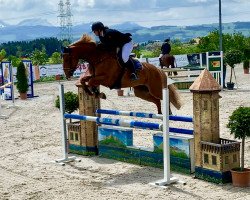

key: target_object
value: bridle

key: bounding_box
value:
[63,47,78,78]
[63,46,121,79]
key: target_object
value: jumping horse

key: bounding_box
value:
[160,54,178,76]
[62,34,181,114]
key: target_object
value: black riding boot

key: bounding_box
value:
[126,58,139,81]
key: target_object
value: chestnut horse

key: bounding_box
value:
[160,54,178,76]
[62,34,181,114]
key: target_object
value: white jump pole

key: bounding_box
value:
[54,83,81,165]
[10,63,16,107]
[152,88,185,186]
[0,82,13,119]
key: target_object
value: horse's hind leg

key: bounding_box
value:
[133,86,162,114]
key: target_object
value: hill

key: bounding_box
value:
[0,19,250,44]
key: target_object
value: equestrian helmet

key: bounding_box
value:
[164,38,170,42]
[91,22,104,31]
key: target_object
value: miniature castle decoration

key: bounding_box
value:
[190,69,240,183]
[67,80,100,155]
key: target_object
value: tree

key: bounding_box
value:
[8,55,22,67]
[197,30,249,53]
[49,52,62,64]
[0,49,6,61]
[227,106,250,171]
[16,61,29,94]
[224,49,243,84]
[31,48,48,66]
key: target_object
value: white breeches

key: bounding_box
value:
[121,41,133,63]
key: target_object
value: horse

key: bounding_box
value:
[62,34,181,114]
[160,54,178,76]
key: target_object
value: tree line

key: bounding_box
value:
[0,37,69,66]
[0,29,250,67]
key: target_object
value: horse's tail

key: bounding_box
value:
[168,84,182,110]
[160,69,182,110]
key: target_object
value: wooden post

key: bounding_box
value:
[76,83,100,155]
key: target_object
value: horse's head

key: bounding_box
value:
[62,46,79,80]
[62,34,97,79]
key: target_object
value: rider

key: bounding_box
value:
[91,21,139,81]
[159,38,171,66]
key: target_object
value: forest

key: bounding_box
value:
[0,30,250,67]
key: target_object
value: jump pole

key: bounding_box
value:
[151,88,184,186]
[0,82,13,119]
[96,109,193,122]
[54,84,81,165]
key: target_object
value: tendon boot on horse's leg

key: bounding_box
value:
[125,58,139,81]
[91,87,106,99]
[159,57,163,69]
[169,106,173,115]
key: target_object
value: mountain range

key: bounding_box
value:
[1,18,250,44]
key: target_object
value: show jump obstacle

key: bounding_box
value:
[56,83,184,186]
[56,69,241,185]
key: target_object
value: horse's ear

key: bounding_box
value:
[63,47,71,53]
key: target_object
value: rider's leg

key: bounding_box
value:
[121,41,138,80]
[125,58,138,80]
[159,54,163,68]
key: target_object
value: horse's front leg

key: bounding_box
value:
[79,75,95,96]
[87,75,108,99]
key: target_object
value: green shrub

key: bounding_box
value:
[243,60,249,69]
[16,62,29,93]
[227,106,250,170]
[55,91,79,114]
[224,50,243,68]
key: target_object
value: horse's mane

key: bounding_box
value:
[70,34,96,46]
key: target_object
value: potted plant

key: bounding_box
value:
[227,106,250,187]
[243,60,249,74]
[224,50,243,90]
[117,89,124,96]
[16,61,29,100]
[243,48,250,74]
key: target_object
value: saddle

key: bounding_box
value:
[111,55,142,89]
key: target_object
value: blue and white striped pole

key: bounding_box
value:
[96,109,163,119]
[96,109,193,122]
[64,113,163,131]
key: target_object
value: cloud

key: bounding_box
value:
[0,0,250,27]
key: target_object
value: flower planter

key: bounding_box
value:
[231,168,250,187]
[55,74,61,80]
[243,68,249,74]
[19,92,27,100]
[227,82,235,90]
[117,89,124,96]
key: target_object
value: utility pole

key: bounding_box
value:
[58,0,66,40]
[219,0,222,51]
[65,0,73,42]
[58,0,73,42]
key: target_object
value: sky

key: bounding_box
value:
[0,0,250,27]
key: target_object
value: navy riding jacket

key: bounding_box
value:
[161,42,171,54]
[99,28,132,50]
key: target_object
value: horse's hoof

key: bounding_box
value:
[99,93,106,99]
